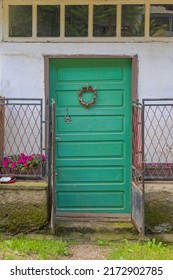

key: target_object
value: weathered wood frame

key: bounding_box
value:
[3,0,173,42]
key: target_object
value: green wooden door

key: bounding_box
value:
[49,58,131,214]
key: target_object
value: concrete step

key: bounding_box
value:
[55,219,142,243]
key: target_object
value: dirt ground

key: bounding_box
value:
[60,244,111,260]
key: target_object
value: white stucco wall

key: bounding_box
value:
[0,1,2,42]
[0,42,173,101]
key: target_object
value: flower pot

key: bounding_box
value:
[145,164,173,179]
[1,164,45,177]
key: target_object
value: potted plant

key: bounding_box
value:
[1,153,46,176]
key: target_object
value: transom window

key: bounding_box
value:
[3,1,173,41]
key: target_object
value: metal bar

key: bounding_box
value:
[143,98,173,102]
[143,104,173,107]
[142,99,145,187]
[0,103,42,106]
[0,98,42,101]
[40,99,43,176]
[141,100,145,235]
[145,177,173,180]
[0,99,41,105]
[51,98,56,234]
[0,98,42,104]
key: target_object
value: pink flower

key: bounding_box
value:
[20,154,27,160]
[2,157,9,167]
[23,162,28,168]
[27,156,33,161]
[11,162,17,169]
[41,155,46,162]
[1,153,46,172]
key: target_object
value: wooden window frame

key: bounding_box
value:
[3,0,173,42]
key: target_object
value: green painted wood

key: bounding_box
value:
[56,89,124,107]
[57,166,124,182]
[57,183,126,192]
[56,116,124,132]
[49,57,131,214]
[57,141,124,157]
[56,66,123,81]
[57,192,124,211]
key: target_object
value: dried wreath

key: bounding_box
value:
[78,86,97,108]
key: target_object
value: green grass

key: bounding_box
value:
[107,238,173,260]
[0,237,69,260]
[1,235,173,260]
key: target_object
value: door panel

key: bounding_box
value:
[57,192,124,210]
[57,166,124,182]
[56,66,123,81]
[57,141,124,157]
[57,116,124,132]
[50,58,131,214]
[56,89,124,107]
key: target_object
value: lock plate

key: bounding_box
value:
[64,108,72,124]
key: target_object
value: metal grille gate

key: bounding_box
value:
[132,101,144,235]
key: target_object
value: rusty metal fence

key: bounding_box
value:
[143,99,173,180]
[0,98,45,179]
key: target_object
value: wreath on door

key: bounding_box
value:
[78,86,97,108]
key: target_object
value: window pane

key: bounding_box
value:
[93,5,116,37]
[37,5,60,37]
[122,5,145,37]
[65,5,88,37]
[150,5,173,37]
[9,5,32,37]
